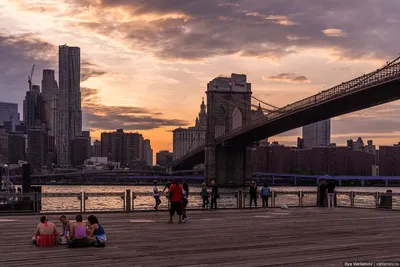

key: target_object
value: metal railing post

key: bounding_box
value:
[125,190,131,212]
[272,191,276,207]
[83,192,87,212]
[78,192,83,213]
[132,192,136,211]
[299,191,303,207]
[350,191,355,208]
[375,191,379,209]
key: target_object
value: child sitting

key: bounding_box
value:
[32,216,59,247]
[59,215,70,244]
[87,215,106,247]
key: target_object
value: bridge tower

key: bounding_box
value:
[205,73,256,186]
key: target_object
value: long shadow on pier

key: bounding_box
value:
[0,208,399,267]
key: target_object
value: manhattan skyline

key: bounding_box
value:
[1,1,400,154]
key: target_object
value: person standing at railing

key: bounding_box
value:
[318,180,327,207]
[162,180,172,210]
[201,183,209,209]
[153,181,161,211]
[249,181,258,208]
[260,183,270,209]
[326,180,336,209]
[210,179,219,210]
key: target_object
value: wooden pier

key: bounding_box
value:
[0,207,399,266]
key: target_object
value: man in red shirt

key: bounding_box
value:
[168,180,183,223]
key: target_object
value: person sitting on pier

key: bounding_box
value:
[59,215,70,238]
[32,216,59,247]
[68,214,94,248]
[87,215,106,247]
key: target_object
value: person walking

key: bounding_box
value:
[153,181,161,210]
[249,181,258,208]
[182,182,189,222]
[326,180,336,209]
[167,180,183,223]
[210,179,219,210]
[260,183,270,209]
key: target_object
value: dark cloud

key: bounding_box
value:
[0,31,56,102]
[81,61,107,82]
[262,73,309,83]
[66,0,400,61]
[81,87,189,131]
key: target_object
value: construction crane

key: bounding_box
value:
[28,64,35,91]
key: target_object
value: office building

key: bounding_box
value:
[143,139,153,166]
[0,127,8,164]
[41,69,59,135]
[8,133,26,164]
[0,102,20,132]
[82,131,91,158]
[156,150,173,167]
[101,129,145,166]
[302,119,330,148]
[71,136,89,167]
[173,98,207,160]
[28,126,46,173]
[93,140,102,157]
[57,45,82,166]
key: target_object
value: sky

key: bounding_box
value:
[1,0,400,154]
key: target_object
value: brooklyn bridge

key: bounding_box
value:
[171,56,400,186]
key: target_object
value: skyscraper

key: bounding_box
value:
[57,45,82,166]
[143,139,153,166]
[41,69,59,136]
[302,119,331,148]
[23,85,44,131]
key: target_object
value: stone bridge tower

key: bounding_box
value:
[205,73,256,186]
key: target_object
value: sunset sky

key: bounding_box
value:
[1,0,400,154]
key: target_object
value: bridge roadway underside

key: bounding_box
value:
[229,77,400,145]
[1,208,400,266]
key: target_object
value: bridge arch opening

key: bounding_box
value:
[232,107,243,129]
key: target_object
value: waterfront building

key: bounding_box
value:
[28,126,46,173]
[71,136,89,167]
[7,133,25,164]
[57,45,82,166]
[302,119,330,148]
[173,98,207,160]
[101,129,146,166]
[156,150,173,167]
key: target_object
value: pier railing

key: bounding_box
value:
[0,189,399,214]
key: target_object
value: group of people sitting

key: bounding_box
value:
[32,214,106,248]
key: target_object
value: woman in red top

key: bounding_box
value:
[167,180,183,224]
[32,216,59,247]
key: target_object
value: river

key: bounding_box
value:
[37,185,400,212]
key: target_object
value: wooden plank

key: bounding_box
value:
[0,208,399,266]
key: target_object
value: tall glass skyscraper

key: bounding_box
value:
[57,45,82,166]
[302,119,331,148]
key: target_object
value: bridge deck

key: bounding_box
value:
[1,208,399,266]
